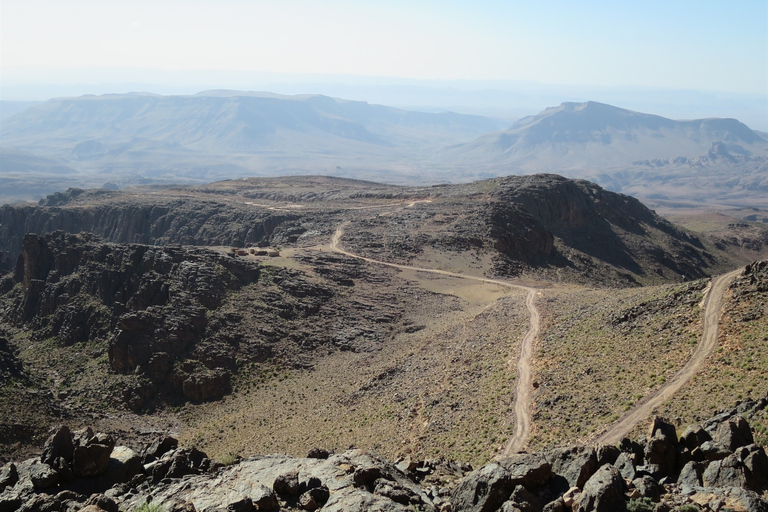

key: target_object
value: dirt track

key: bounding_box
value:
[591,268,742,446]
[329,223,540,455]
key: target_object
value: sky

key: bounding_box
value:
[2,0,767,94]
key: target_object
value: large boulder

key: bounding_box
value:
[644,417,677,478]
[546,447,598,495]
[72,429,115,478]
[40,425,74,466]
[574,464,626,512]
[702,444,768,492]
[452,453,551,512]
[711,416,754,452]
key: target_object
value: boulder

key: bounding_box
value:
[143,436,179,463]
[702,444,768,492]
[0,463,18,492]
[680,424,711,451]
[546,447,598,495]
[40,425,74,466]
[451,453,550,512]
[28,461,59,489]
[613,452,636,481]
[677,461,706,487]
[631,476,661,503]
[299,485,330,510]
[502,484,543,512]
[644,417,677,478]
[101,446,144,487]
[712,416,754,452]
[273,470,300,496]
[574,464,626,512]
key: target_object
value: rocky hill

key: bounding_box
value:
[0,175,737,287]
[1,396,766,511]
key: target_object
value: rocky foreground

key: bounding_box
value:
[1,396,767,512]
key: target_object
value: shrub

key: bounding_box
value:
[628,497,654,512]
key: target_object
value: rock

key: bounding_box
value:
[40,425,74,466]
[353,467,382,488]
[451,453,551,512]
[542,498,566,512]
[374,480,414,506]
[575,464,627,512]
[562,487,580,508]
[28,461,59,489]
[18,493,62,512]
[143,436,179,463]
[595,446,620,467]
[644,418,677,478]
[101,446,144,487]
[703,444,768,492]
[631,476,661,503]
[82,494,119,512]
[0,463,18,492]
[307,448,330,459]
[273,470,300,496]
[503,484,543,512]
[614,452,637,481]
[251,484,279,510]
[299,485,330,510]
[677,461,706,487]
[73,441,115,478]
[680,424,711,451]
[699,440,732,461]
[546,447,598,495]
[712,416,754,452]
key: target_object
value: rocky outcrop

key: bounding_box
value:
[1,397,767,512]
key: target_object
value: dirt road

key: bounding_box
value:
[329,224,540,455]
[591,268,742,446]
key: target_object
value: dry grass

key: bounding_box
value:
[178,272,528,467]
[530,281,706,448]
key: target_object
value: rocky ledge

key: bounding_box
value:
[1,396,767,512]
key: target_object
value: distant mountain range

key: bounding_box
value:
[1,93,766,210]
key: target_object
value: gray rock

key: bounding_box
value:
[0,464,18,492]
[631,476,661,503]
[644,417,677,478]
[299,485,330,510]
[677,461,706,487]
[613,452,636,481]
[546,447,597,495]
[712,416,754,452]
[504,485,543,512]
[680,424,711,451]
[703,444,768,492]
[575,464,626,512]
[452,453,550,512]
[28,461,59,489]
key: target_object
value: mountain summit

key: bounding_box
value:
[446,101,767,170]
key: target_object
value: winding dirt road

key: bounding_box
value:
[329,223,540,455]
[591,268,742,446]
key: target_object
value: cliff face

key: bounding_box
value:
[5,231,267,409]
[0,195,300,262]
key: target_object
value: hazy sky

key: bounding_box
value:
[2,0,767,95]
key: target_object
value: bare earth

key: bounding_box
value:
[591,268,742,445]
[330,223,541,455]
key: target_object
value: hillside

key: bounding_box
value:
[1,174,766,467]
[0,176,767,511]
